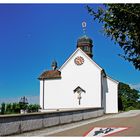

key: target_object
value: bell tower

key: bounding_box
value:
[51,60,57,70]
[77,21,93,58]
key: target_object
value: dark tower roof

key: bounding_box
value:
[77,35,93,44]
[77,35,93,58]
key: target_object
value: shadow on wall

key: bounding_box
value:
[101,75,108,112]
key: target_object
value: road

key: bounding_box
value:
[15,110,140,137]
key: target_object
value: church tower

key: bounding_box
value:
[77,35,93,58]
[77,21,93,58]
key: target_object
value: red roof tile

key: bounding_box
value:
[38,70,61,80]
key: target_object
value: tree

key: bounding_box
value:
[0,102,40,115]
[19,102,28,111]
[118,82,140,111]
[27,104,40,113]
[12,103,20,113]
[136,101,140,109]
[87,4,140,70]
[6,103,12,114]
[1,103,6,115]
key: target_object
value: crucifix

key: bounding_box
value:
[73,86,86,105]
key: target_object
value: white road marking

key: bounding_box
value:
[84,127,128,137]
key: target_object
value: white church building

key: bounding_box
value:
[38,23,119,114]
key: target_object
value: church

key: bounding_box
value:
[38,22,119,114]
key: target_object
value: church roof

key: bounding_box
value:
[59,48,103,71]
[38,70,61,80]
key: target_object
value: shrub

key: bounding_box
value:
[27,104,40,113]
[125,106,136,111]
[1,103,6,115]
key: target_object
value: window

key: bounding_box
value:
[83,46,89,51]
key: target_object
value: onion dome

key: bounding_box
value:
[77,35,93,44]
[77,35,93,58]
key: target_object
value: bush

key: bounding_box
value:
[27,104,40,113]
[0,102,40,115]
[12,103,20,113]
[1,103,6,115]
[125,106,136,111]
[135,101,140,109]
[5,103,12,114]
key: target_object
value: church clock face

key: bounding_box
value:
[74,56,84,65]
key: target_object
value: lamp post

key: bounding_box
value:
[19,96,28,114]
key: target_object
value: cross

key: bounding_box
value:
[82,21,87,35]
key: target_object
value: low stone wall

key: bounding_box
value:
[0,108,104,136]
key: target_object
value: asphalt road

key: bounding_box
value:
[15,110,140,137]
[50,111,140,136]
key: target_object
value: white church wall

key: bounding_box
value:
[101,73,107,111]
[40,80,43,109]
[105,76,118,113]
[42,49,102,109]
[43,79,64,109]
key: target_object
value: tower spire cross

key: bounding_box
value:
[82,21,87,35]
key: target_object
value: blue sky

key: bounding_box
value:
[0,4,139,103]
